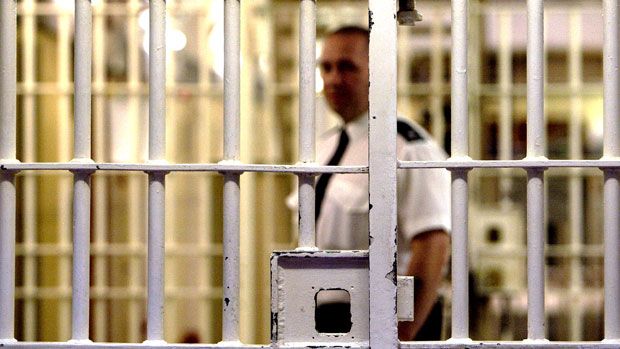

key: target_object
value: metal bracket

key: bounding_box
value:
[397,0,423,26]
[270,250,415,346]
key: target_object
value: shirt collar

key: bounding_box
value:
[341,112,368,140]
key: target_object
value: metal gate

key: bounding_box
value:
[1,0,620,348]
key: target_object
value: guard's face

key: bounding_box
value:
[319,33,369,123]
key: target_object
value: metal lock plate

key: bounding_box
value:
[271,250,415,346]
[271,250,370,346]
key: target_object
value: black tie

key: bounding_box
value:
[316,129,349,220]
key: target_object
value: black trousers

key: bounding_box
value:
[314,299,443,340]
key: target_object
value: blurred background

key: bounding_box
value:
[12,0,605,344]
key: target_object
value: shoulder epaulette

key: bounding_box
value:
[397,120,422,142]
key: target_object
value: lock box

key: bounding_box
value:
[270,250,370,347]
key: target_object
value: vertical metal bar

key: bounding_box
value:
[74,0,93,161]
[0,0,17,342]
[0,0,16,162]
[21,0,38,341]
[146,0,167,343]
[71,173,92,341]
[603,0,620,341]
[450,0,470,340]
[567,8,584,342]
[222,0,241,343]
[368,1,398,347]
[297,0,316,250]
[71,0,93,342]
[527,0,546,340]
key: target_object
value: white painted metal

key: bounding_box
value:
[222,0,242,344]
[146,0,167,343]
[368,1,398,347]
[603,0,620,341]
[71,0,94,342]
[271,251,370,346]
[527,0,547,341]
[450,0,471,341]
[0,0,17,342]
[297,0,316,250]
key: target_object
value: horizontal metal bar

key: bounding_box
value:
[5,160,620,173]
[0,162,368,174]
[1,342,619,349]
[401,342,620,349]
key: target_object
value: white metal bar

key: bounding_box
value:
[0,0,17,342]
[450,170,469,340]
[603,0,620,341]
[526,0,546,341]
[368,1,398,347]
[222,0,241,343]
[0,0,17,161]
[297,0,316,250]
[71,173,92,341]
[567,8,584,342]
[9,159,620,172]
[21,0,37,341]
[74,0,93,160]
[146,0,167,343]
[71,0,94,341]
[147,173,166,343]
[0,173,16,342]
[450,0,470,341]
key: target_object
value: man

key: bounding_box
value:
[291,26,451,340]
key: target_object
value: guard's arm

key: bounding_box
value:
[398,229,450,341]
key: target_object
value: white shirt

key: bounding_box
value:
[288,113,451,274]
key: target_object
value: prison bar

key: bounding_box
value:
[146,0,167,343]
[70,0,94,342]
[222,0,241,343]
[368,1,398,347]
[0,0,17,342]
[450,0,470,340]
[526,0,546,340]
[603,0,620,341]
[297,0,317,249]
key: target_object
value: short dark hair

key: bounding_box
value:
[328,25,369,44]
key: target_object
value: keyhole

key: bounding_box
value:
[314,289,352,333]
